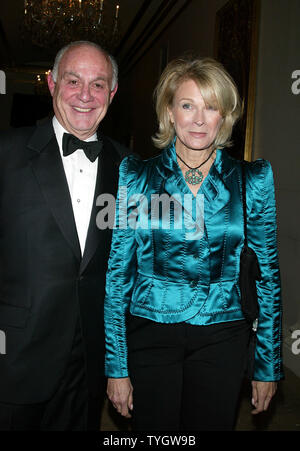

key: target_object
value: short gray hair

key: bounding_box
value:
[51,41,118,91]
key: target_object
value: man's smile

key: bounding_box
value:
[73,107,94,113]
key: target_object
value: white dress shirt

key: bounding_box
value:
[52,117,99,255]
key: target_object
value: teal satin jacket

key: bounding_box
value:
[104,142,283,381]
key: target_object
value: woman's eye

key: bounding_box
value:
[182,103,192,110]
[68,79,78,85]
[206,104,218,111]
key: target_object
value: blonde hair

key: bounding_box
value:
[152,56,242,149]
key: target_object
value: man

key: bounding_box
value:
[0,41,128,430]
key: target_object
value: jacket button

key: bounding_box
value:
[190,280,197,288]
[193,254,199,260]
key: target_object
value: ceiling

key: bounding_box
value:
[0,0,192,76]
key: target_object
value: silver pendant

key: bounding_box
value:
[185,168,203,185]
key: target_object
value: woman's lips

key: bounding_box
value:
[189,132,207,138]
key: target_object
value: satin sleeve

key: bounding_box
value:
[104,155,140,378]
[247,160,283,381]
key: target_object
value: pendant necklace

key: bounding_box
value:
[176,149,215,185]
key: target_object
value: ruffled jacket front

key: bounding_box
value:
[104,143,283,382]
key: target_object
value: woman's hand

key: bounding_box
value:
[251,381,277,414]
[107,377,134,418]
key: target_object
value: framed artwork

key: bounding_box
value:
[214,0,260,161]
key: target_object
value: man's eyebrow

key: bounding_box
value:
[92,76,109,83]
[63,71,80,78]
[63,72,109,83]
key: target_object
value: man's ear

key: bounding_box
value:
[109,83,118,104]
[47,72,56,97]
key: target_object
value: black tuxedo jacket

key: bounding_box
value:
[0,119,129,404]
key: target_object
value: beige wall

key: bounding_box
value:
[253,0,300,376]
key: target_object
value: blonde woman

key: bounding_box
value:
[104,57,283,431]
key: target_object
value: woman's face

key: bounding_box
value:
[167,78,223,154]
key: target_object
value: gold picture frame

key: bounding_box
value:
[214,0,260,161]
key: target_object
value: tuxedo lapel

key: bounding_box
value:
[28,120,81,261]
[79,136,121,274]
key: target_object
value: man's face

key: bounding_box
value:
[48,45,117,140]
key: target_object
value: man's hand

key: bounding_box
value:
[251,381,277,414]
[107,377,133,418]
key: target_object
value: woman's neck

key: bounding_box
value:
[175,144,216,196]
[175,144,216,169]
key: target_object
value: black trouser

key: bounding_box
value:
[127,316,250,431]
[0,320,104,431]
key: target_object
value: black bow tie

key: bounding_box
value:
[62,133,102,162]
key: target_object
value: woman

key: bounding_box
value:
[104,57,283,431]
